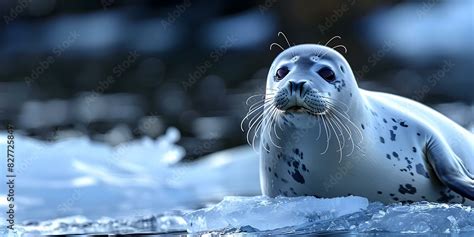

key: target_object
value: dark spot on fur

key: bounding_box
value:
[412,147,417,153]
[377,191,383,194]
[281,178,288,183]
[417,132,421,136]
[386,154,391,160]
[302,164,308,172]
[268,167,272,172]
[294,148,299,155]
[383,118,387,123]
[379,137,385,143]
[400,121,408,127]
[390,130,396,141]
[393,197,399,201]
[416,163,430,178]
[291,169,305,184]
[392,126,398,130]
[391,118,397,123]
[292,160,300,168]
[437,190,455,203]
[392,152,399,158]
[399,184,417,195]
[361,124,365,129]
[274,172,279,178]
[390,193,395,197]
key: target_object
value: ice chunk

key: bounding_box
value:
[15,214,188,235]
[356,202,474,233]
[184,195,369,233]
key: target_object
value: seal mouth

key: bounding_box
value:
[286,106,306,112]
[283,104,328,116]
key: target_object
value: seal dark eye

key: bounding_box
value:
[275,67,289,80]
[317,67,336,82]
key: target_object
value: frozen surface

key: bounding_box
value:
[184,195,369,233]
[6,197,474,235]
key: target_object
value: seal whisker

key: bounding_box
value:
[329,105,364,144]
[324,35,341,47]
[246,94,275,105]
[320,115,331,155]
[247,105,274,146]
[326,115,343,162]
[261,107,282,149]
[332,44,348,54]
[251,114,265,152]
[315,116,323,140]
[329,109,356,157]
[247,96,274,111]
[241,101,272,132]
[267,107,279,140]
[278,31,292,48]
[321,96,350,112]
[248,98,274,112]
[332,111,356,156]
[251,105,277,152]
[271,109,283,140]
[270,43,285,51]
[329,112,346,153]
[248,104,273,132]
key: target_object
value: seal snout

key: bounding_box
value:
[288,81,307,97]
[274,80,327,114]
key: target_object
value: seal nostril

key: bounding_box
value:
[299,81,306,97]
[288,81,295,95]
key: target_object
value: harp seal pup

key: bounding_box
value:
[256,44,474,205]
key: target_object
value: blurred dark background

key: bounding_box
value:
[0,0,472,160]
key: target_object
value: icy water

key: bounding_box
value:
[1,127,473,236]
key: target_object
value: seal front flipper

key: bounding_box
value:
[426,135,474,200]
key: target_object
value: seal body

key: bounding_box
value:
[258,44,474,205]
